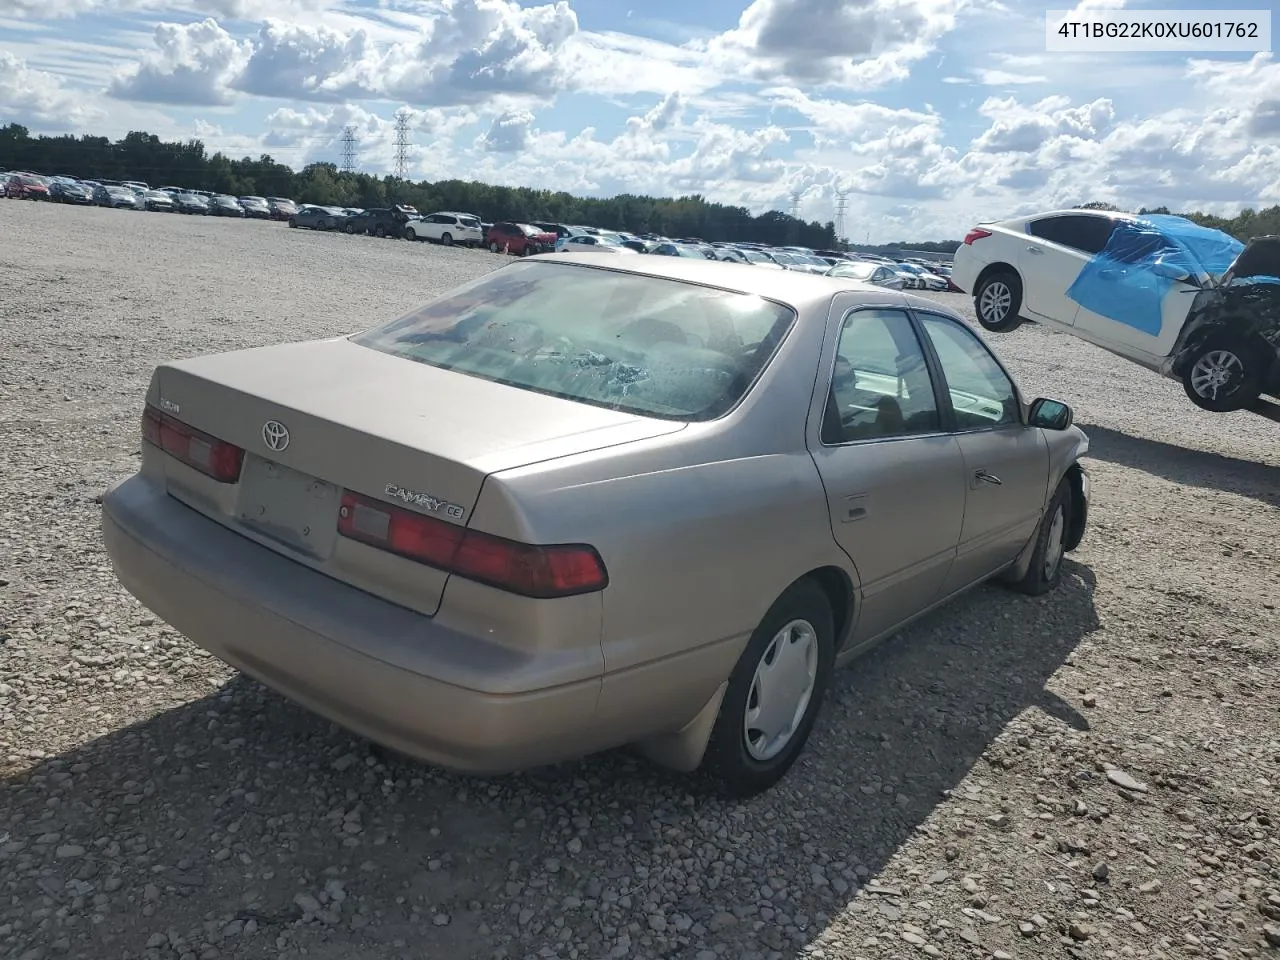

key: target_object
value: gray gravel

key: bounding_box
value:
[2,200,1278,960]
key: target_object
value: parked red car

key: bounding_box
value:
[5,173,50,199]
[486,221,557,256]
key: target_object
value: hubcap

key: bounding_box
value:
[979,281,1011,323]
[1190,349,1242,400]
[743,619,818,762]
[1043,503,1065,580]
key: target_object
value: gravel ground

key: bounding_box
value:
[1,200,1278,960]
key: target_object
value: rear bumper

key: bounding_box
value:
[100,474,605,773]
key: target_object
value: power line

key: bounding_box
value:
[393,111,411,180]
[340,125,357,174]
[788,190,802,244]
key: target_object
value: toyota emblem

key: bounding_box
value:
[262,420,290,452]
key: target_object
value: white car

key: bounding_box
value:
[405,211,484,247]
[554,235,637,254]
[896,264,948,291]
[952,209,1280,412]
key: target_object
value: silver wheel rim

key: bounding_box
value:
[979,281,1012,323]
[1043,503,1065,580]
[1190,349,1242,400]
[744,619,818,762]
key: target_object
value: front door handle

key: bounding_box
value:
[1025,245,1043,255]
[973,469,1002,487]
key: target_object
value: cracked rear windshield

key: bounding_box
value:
[351,260,796,421]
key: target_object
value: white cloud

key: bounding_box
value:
[708,0,969,89]
[108,18,250,105]
[479,108,534,152]
[105,0,580,108]
[971,95,1115,153]
[0,51,104,127]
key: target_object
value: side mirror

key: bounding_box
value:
[1151,262,1191,282]
[1028,397,1073,431]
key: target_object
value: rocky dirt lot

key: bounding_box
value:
[1,200,1278,960]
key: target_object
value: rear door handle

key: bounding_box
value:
[842,494,869,522]
[973,469,1002,487]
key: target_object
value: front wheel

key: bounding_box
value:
[1181,335,1264,412]
[288,218,297,228]
[343,222,356,235]
[974,271,1023,332]
[440,232,453,246]
[701,580,835,797]
[1006,478,1071,596]
[404,226,417,240]
[374,225,387,238]
[489,241,501,253]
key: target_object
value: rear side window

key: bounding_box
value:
[352,261,797,422]
[1028,214,1116,255]
[823,309,940,443]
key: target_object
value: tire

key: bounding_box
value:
[974,271,1023,332]
[374,225,386,238]
[288,218,297,228]
[440,232,453,246]
[1006,478,1071,596]
[343,222,356,235]
[404,226,417,241]
[1181,334,1264,412]
[702,579,835,797]
[489,241,500,253]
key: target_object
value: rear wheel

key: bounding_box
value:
[288,218,297,228]
[702,580,835,797]
[974,271,1023,332]
[1181,334,1264,412]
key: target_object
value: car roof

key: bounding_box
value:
[528,253,960,317]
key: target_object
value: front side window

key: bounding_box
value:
[918,314,1020,430]
[352,261,797,422]
[822,309,940,443]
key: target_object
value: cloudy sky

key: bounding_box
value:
[1,0,1277,241]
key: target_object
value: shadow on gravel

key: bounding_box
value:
[1080,423,1280,507]
[0,563,1099,960]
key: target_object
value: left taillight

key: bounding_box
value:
[142,403,245,483]
[337,489,608,599]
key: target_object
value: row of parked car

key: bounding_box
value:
[284,201,958,290]
[2,170,301,220]
[5,167,957,295]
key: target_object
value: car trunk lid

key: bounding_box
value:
[151,336,685,614]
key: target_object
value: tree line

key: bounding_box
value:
[0,124,841,248]
[3,124,1275,246]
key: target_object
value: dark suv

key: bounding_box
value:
[344,205,418,238]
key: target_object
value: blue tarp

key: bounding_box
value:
[1065,214,1245,336]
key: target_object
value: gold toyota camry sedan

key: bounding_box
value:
[101,254,1090,796]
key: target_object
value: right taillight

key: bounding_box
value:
[963,228,992,245]
[142,403,245,483]
[337,489,608,599]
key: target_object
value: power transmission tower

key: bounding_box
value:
[340,125,357,174]
[787,191,802,244]
[834,191,848,244]
[393,111,411,181]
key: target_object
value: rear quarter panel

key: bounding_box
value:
[465,294,855,733]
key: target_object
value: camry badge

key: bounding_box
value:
[262,420,290,452]
[385,483,465,520]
